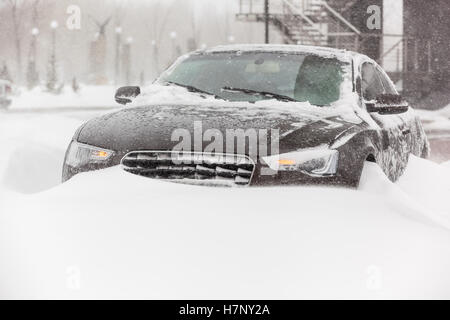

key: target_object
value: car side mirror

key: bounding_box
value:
[115,86,141,105]
[366,94,409,115]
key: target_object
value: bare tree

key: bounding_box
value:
[113,3,128,85]
[188,0,202,51]
[216,3,232,44]
[5,0,27,83]
[143,0,176,75]
[26,0,40,89]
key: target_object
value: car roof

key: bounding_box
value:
[199,44,363,63]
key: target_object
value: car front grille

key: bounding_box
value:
[121,151,255,186]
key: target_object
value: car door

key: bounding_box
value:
[359,61,409,181]
[374,65,419,153]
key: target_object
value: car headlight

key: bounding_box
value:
[65,140,115,168]
[262,146,339,176]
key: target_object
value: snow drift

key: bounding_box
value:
[1,155,450,299]
[8,86,117,110]
[416,104,450,134]
[1,103,450,299]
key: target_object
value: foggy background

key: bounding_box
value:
[2,0,448,109]
[0,0,278,86]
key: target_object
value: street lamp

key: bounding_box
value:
[151,39,160,75]
[264,0,269,44]
[48,21,59,92]
[50,21,58,57]
[50,20,59,29]
[50,21,58,53]
[169,31,178,61]
[30,28,39,62]
[228,35,235,43]
[27,27,40,89]
[114,26,122,85]
[122,36,133,85]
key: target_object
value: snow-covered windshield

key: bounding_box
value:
[158,52,348,106]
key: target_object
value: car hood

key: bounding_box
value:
[77,104,362,157]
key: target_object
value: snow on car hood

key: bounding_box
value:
[77,85,363,154]
[132,84,360,120]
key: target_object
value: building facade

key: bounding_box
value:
[404,0,450,98]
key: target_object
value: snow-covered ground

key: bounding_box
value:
[1,154,450,299]
[8,86,117,111]
[416,105,450,163]
[416,105,450,136]
[1,105,450,299]
[0,110,111,194]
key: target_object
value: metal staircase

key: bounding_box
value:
[237,0,361,51]
[274,0,328,46]
[237,0,434,99]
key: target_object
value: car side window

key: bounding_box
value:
[375,67,397,95]
[361,62,384,101]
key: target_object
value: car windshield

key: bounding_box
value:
[158,52,348,106]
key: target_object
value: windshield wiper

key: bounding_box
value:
[221,86,298,102]
[165,81,226,100]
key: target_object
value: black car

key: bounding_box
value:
[62,45,429,188]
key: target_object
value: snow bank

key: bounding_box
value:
[2,144,65,194]
[416,105,450,135]
[0,113,86,193]
[360,157,450,229]
[397,156,450,220]
[440,104,450,118]
[1,157,450,299]
[9,86,117,110]
[1,109,450,299]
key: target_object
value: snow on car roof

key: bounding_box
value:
[201,44,359,62]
